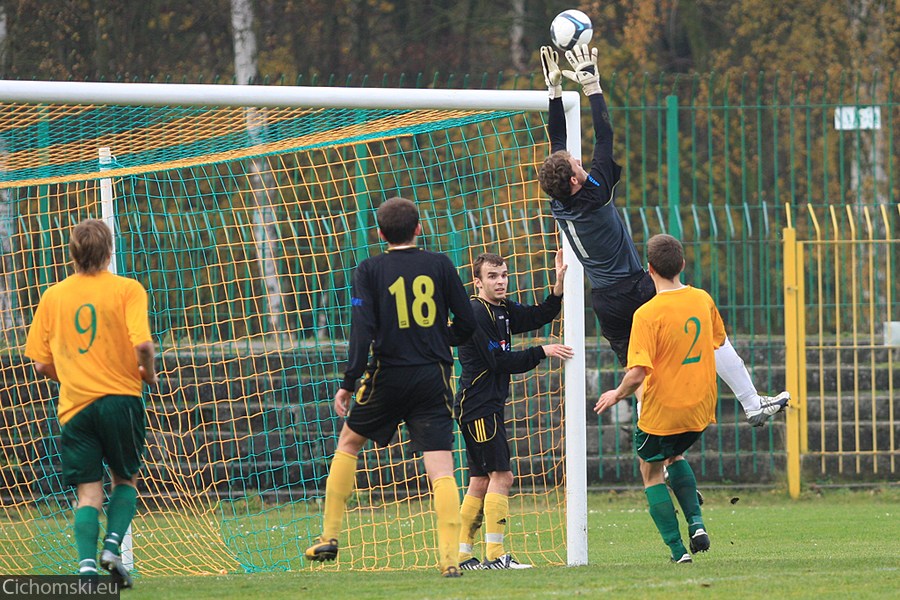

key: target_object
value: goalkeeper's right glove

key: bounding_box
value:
[562,44,602,96]
[540,46,563,100]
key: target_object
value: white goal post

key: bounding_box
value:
[0,80,588,567]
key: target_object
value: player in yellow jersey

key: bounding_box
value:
[594,234,724,564]
[25,219,157,588]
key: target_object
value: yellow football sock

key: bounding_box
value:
[484,492,509,561]
[322,450,357,541]
[432,476,461,571]
[458,494,484,562]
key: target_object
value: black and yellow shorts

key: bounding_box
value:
[634,426,704,463]
[459,412,511,477]
[60,394,147,486]
[347,363,454,452]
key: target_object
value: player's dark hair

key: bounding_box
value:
[647,234,684,280]
[538,150,575,200]
[377,197,419,244]
[472,252,505,279]
[69,219,112,274]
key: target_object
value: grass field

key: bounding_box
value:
[117,487,898,600]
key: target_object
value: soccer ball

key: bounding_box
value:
[550,9,593,51]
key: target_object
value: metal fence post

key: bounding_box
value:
[666,94,681,239]
[783,223,802,498]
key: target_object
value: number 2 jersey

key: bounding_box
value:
[24,271,152,425]
[547,94,643,289]
[341,246,476,392]
[627,286,727,435]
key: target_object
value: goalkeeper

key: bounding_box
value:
[454,250,573,571]
[537,44,788,427]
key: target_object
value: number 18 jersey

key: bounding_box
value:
[341,247,475,392]
[627,286,726,435]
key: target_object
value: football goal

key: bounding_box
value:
[0,80,587,574]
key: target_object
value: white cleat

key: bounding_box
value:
[746,391,790,427]
[482,554,533,570]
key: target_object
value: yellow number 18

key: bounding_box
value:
[388,275,436,328]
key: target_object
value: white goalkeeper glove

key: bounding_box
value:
[540,46,563,100]
[562,44,602,96]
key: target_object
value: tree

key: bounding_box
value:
[231,0,289,340]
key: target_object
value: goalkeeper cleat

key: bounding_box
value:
[100,549,133,589]
[482,554,533,570]
[747,392,790,427]
[442,565,462,578]
[690,528,710,553]
[304,537,339,562]
[672,553,693,564]
[459,557,483,571]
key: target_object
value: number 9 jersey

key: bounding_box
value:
[24,271,152,425]
[340,246,476,392]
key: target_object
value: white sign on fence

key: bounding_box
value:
[834,106,882,130]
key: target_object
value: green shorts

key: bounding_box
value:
[634,427,704,463]
[60,394,147,486]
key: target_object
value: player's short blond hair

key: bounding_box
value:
[69,219,112,274]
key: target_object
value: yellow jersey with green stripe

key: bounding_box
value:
[627,285,726,435]
[25,271,152,424]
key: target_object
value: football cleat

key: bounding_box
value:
[689,528,710,553]
[747,392,790,427]
[100,549,133,589]
[442,565,463,578]
[304,537,339,562]
[458,557,483,571]
[672,553,693,564]
[482,554,533,570]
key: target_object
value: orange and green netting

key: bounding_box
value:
[0,99,568,575]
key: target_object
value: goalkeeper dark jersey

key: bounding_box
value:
[341,246,476,392]
[454,293,562,423]
[547,93,642,289]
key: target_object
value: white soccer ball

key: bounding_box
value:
[550,9,593,51]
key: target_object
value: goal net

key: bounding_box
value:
[0,82,586,574]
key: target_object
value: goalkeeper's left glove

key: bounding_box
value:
[540,46,563,100]
[562,44,602,96]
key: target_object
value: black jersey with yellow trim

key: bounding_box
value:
[341,246,475,392]
[454,293,561,422]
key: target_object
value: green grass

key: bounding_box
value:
[119,487,898,600]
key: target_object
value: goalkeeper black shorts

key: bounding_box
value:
[591,270,656,367]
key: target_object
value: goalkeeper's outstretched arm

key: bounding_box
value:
[541,46,568,153]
